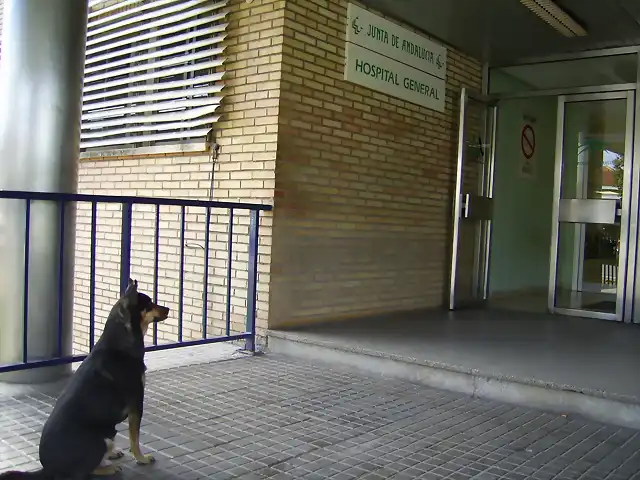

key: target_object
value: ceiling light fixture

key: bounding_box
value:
[520,0,588,37]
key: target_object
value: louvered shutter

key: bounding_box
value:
[82,0,227,151]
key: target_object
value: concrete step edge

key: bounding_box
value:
[267,331,640,430]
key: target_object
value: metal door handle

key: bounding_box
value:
[461,193,493,221]
[558,199,617,224]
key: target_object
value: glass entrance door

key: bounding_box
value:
[549,91,635,321]
[449,88,498,309]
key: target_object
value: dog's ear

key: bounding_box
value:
[125,278,138,294]
[123,278,138,305]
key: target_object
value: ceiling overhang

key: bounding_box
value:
[358,0,640,65]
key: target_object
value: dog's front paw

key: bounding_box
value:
[92,464,122,476]
[108,448,125,461]
[135,453,155,465]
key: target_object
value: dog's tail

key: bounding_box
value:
[0,469,53,480]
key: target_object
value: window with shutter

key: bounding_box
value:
[82,0,227,152]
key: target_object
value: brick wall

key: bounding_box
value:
[72,0,284,353]
[0,0,484,346]
[268,0,483,327]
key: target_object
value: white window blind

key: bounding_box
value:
[81,0,228,151]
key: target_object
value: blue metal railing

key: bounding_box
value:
[0,190,271,374]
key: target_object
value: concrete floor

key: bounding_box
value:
[2,350,640,479]
[270,308,640,404]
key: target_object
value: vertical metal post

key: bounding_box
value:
[178,206,186,343]
[245,210,260,352]
[89,202,97,350]
[153,204,160,345]
[226,208,234,337]
[202,207,211,339]
[120,203,133,295]
[22,200,31,364]
[57,201,66,357]
[0,0,88,383]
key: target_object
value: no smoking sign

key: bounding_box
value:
[521,124,535,159]
[520,123,536,179]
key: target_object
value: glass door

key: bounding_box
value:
[449,88,498,309]
[549,91,635,321]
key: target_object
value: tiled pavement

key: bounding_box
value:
[1,353,640,479]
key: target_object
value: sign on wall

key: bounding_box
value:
[345,3,447,113]
[520,121,536,179]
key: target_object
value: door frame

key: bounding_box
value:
[449,88,498,310]
[548,90,636,322]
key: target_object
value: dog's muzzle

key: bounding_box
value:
[153,305,170,322]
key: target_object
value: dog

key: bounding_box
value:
[0,279,169,479]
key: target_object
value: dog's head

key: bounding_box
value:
[136,291,170,337]
[122,279,170,336]
[103,279,170,353]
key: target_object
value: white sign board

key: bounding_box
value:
[344,3,447,112]
[519,122,536,179]
[345,43,445,113]
[346,3,447,80]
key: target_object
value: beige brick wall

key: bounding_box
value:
[72,0,284,353]
[268,0,483,327]
[0,0,486,350]
[69,0,484,344]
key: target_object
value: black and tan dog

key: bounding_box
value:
[0,279,169,479]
